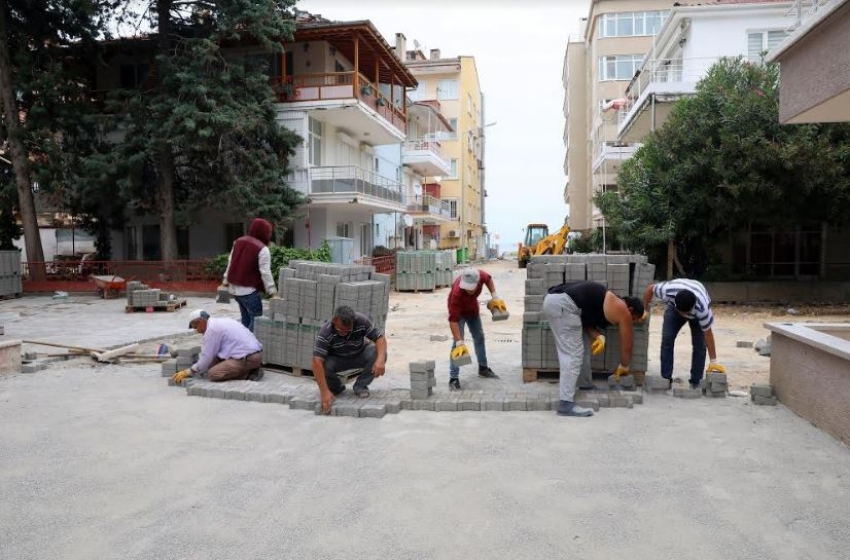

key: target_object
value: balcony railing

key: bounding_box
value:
[309,165,404,205]
[273,71,407,134]
[619,56,723,124]
[787,0,834,33]
[407,194,452,218]
[403,140,451,170]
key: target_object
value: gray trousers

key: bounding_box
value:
[543,293,592,401]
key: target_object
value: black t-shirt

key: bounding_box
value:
[548,281,610,328]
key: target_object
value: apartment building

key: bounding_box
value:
[403,46,487,260]
[96,14,419,262]
[563,0,672,234]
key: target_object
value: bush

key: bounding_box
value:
[206,240,332,280]
[372,245,396,257]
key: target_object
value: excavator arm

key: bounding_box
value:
[533,224,570,256]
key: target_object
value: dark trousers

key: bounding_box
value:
[322,344,379,394]
[660,305,706,385]
[234,291,263,332]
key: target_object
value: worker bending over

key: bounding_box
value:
[543,281,644,417]
[172,309,264,384]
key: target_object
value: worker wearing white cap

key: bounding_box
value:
[172,309,264,384]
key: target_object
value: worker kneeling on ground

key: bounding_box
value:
[642,279,725,390]
[172,309,264,385]
[543,281,644,417]
[313,305,387,414]
[447,267,504,391]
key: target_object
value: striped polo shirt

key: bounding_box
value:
[652,279,714,331]
[313,313,383,359]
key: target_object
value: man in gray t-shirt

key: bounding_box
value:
[313,305,387,414]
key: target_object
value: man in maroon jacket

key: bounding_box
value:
[223,218,277,332]
[447,267,507,390]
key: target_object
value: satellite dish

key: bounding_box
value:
[402,214,413,227]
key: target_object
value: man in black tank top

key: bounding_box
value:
[543,281,644,417]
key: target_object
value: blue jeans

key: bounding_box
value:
[449,314,487,378]
[234,291,263,332]
[660,305,706,385]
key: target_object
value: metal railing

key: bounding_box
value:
[308,165,405,205]
[619,56,724,124]
[406,194,452,218]
[787,0,834,33]
[403,140,451,170]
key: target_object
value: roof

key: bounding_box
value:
[294,21,417,87]
[673,0,786,5]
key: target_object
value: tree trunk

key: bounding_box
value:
[0,0,46,280]
[156,0,178,262]
[666,239,674,280]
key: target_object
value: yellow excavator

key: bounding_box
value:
[517,221,571,268]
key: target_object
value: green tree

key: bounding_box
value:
[100,0,303,261]
[597,57,850,279]
[0,0,114,276]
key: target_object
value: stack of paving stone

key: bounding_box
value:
[521,254,654,380]
[126,281,149,304]
[750,382,777,405]
[0,250,22,297]
[163,345,200,385]
[702,372,728,398]
[409,360,436,399]
[396,250,454,291]
[254,261,390,371]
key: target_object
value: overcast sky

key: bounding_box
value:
[298,0,591,249]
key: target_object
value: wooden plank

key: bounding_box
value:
[125,299,187,313]
[22,339,105,353]
[522,368,560,383]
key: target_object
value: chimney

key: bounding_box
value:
[395,33,406,61]
[430,48,440,60]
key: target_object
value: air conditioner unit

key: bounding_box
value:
[448,230,458,237]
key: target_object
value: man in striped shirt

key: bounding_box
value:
[643,279,726,389]
[312,305,387,414]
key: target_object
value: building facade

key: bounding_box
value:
[404,47,486,260]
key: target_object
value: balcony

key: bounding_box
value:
[406,194,453,223]
[402,141,452,177]
[274,72,407,145]
[291,165,406,212]
[617,56,721,143]
[592,142,637,173]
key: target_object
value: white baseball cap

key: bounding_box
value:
[459,268,480,290]
[188,309,210,328]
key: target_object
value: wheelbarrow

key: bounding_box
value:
[91,275,127,299]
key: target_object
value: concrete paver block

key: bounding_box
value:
[753,395,778,406]
[673,388,702,399]
[750,383,774,398]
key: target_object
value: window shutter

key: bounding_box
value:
[747,32,764,61]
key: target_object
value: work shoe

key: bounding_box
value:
[449,378,461,391]
[578,383,596,391]
[353,387,370,398]
[556,400,594,417]
[247,368,264,382]
[478,366,500,379]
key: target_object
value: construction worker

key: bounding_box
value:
[447,267,505,391]
[172,309,264,384]
[313,305,387,414]
[223,217,277,332]
[643,279,725,389]
[543,281,644,417]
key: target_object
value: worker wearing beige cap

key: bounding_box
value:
[172,309,264,384]
[446,267,506,390]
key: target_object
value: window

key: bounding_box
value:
[224,223,244,249]
[747,30,788,61]
[448,199,458,219]
[409,81,426,101]
[598,55,643,81]
[735,224,822,278]
[438,79,458,100]
[449,159,458,179]
[125,227,138,260]
[435,118,458,140]
[308,117,322,165]
[598,11,669,38]
[119,63,149,88]
[176,228,190,259]
[336,222,353,237]
[142,224,161,261]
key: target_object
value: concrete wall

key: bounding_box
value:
[766,323,850,446]
[705,282,850,303]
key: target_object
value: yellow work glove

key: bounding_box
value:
[706,360,726,374]
[635,311,648,324]
[614,364,629,380]
[487,298,507,313]
[172,369,193,385]
[590,334,606,356]
[450,343,470,360]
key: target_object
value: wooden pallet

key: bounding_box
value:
[395,288,436,293]
[522,368,646,386]
[263,363,363,381]
[125,299,188,313]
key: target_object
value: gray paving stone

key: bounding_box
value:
[750,383,774,398]
[412,400,436,411]
[673,387,702,399]
[436,400,459,412]
[359,403,387,418]
[458,399,481,411]
[609,395,634,408]
[596,394,610,407]
[482,398,504,411]
[753,395,778,406]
